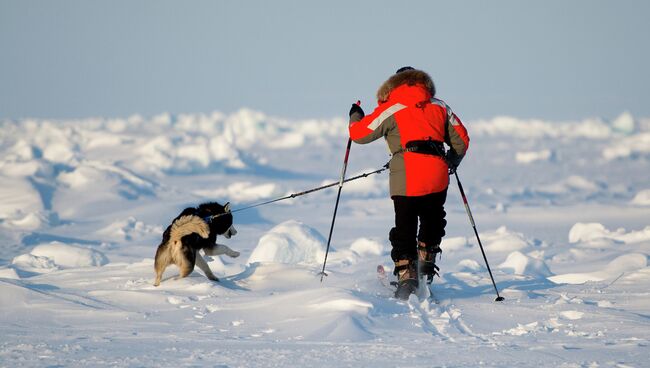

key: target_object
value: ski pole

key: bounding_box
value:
[454,170,504,302]
[319,101,358,282]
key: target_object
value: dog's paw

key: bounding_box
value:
[206,274,220,282]
[228,250,240,258]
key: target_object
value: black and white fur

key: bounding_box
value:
[154,202,239,286]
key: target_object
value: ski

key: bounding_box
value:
[376,264,398,292]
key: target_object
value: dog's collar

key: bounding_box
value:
[203,209,233,223]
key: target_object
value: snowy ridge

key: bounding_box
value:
[1,109,649,367]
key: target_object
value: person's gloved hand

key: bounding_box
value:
[446,150,462,175]
[349,101,364,122]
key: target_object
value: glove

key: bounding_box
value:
[446,150,462,174]
[349,102,365,122]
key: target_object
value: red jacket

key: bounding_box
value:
[349,69,469,197]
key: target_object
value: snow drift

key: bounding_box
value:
[12,242,108,273]
[248,220,327,265]
[1,109,649,367]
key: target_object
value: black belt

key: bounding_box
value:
[393,140,445,157]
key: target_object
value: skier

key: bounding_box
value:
[348,67,470,300]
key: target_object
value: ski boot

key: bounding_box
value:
[393,259,418,300]
[418,241,441,284]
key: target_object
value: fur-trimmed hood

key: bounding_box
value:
[376,69,435,103]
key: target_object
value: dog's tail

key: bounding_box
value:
[170,215,210,245]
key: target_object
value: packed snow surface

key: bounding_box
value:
[1,110,649,367]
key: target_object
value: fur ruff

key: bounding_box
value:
[376,69,435,103]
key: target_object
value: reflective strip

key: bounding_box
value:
[368,103,406,131]
[432,98,459,126]
[449,113,460,126]
[430,98,446,109]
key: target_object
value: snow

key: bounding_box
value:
[548,253,647,284]
[631,189,650,206]
[349,238,384,256]
[515,149,553,164]
[497,251,552,278]
[472,115,615,139]
[0,177,42,220]
[569,222,650,245]
[1,109,650,367]
[194,181,282,202]
[322,168,389,197]
[611,111,637,134]
[603,131,650,160]
[19,242,109,270]
[248,220,327,265]
[482,226,531,252]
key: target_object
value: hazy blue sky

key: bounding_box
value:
[1,0,649,121]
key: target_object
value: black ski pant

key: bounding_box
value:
[389,188,448,262]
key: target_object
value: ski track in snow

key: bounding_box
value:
[1,110,650,367]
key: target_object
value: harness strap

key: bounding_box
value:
[393,259,417,276]
[418,243,442,253]
[392,139,446,157]
[392,146,419,155]
[393,259,414,271]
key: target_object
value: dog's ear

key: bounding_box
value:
[224,202,231,213]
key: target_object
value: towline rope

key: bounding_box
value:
[204,162,389,221]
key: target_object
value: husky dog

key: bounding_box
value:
[154,202,239,286]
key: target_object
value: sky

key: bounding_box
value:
[1,0,649,121]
